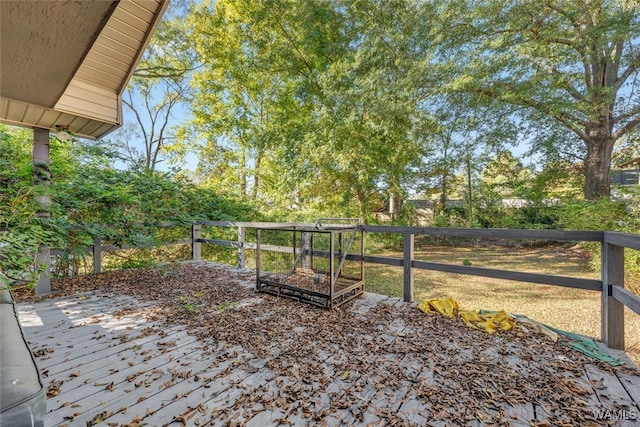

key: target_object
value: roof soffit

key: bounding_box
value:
[0,1,118,108]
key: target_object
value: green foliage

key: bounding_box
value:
[177,295,203,314]
[48,166,256,252]
[480,152,533,198]
[471,203,559,230]
[0,125,45,289]
[436,0,640,199]
[432,208,469,228]
[526,160,584,201]
[0,124,260,289]
[554,198,638,272]
[0,226,48,290]
[189,0,437,218]
[555,199,628,231]
[183,0,639,215]
[613,131,640,169]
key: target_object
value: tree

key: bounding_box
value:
[190,0,327,201]
[529,159,584,200]
[417,93,519,225]
[190,0,440,220]
[120,76,189,171]
[480,151,535,200]
[438,0,640,199]
[316,0,434,220]
[473,150,537,228]
[113,3,196,171]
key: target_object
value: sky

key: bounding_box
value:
[119,91,539,176]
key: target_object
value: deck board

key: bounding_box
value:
[16,277,640,426]
[45,333,201,414]
[586,364,637,408]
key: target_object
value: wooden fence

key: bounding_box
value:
[45,221,640,351]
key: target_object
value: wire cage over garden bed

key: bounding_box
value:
[256,219,364,309]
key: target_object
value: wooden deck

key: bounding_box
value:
[16,265,640,427]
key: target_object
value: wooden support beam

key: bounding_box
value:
[256,229,262,289]
[602,242,625,350]
[93,236,102,274]
[361,230,365,283]
[33,127,50,294]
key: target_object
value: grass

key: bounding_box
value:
[364,244,640,366]
[176,293,204,314]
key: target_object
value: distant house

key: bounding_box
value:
[611,157,640,186]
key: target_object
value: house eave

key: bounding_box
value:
[0,0,169,139]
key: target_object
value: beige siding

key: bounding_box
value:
[52,0,165,128]
[0,0,167,139]
[55,80,119,124]
[76,0,164,92]
[18,103,46,126]
[76,65,124,88]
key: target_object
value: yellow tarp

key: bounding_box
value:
[417,297,516,333]
[417,297,625,365]
[417,296,458,317]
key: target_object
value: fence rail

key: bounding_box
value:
[42,221,640,351]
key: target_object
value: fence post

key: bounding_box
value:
[360,229,365,283]
[403,233,414,302]
[192,224,201,261]
[35,248,51,294]
[601,241,625,349]
[93,236,102,274]
[256,229,261,289]
[238,226,246,269]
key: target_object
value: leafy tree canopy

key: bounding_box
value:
[436,0,640,199]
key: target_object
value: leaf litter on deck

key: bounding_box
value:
[16,261,640,426]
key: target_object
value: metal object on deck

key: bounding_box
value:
[256,218,364,309]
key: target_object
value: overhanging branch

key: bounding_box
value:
[613,105,640,125]
[615,51,640,91]
[612,114,640,141]
[133,64,202,79]
[468,84,589,142]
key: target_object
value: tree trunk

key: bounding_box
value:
[439,174,448,215]
[389,192,402,220]
[252,150,261,200]
[584,133,615,200]
[240,146,247,197]
[465,154,473,227]
[33,128,51,294]
[356,188,367,223]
